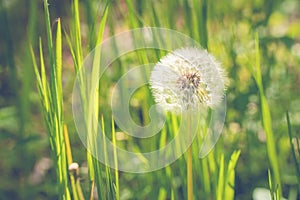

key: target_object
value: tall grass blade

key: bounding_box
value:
[19,0,37,135]
[112,117,120,200]
[39,39,50,113]
[32,3,71,198]
[96,3,109,45]
[43,0,54,68]
[252,33,282,197]
[198,0,208,49]
[286,111,300,191]
[216,154,225,200]
[72,0,83,72]
[224,150,241,200]
[101,116,115,200]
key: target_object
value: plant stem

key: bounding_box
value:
[187,146,193,200]
[187,112,193,200]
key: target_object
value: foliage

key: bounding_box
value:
[0,0,300,199]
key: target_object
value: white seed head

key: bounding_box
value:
[68,162,79,172]
[150,47,225,113]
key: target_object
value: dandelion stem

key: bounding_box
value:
[187,146,193,200]
[187,112,193,200]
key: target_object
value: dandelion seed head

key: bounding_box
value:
[150,47,225,113]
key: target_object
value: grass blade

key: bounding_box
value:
[252,33,282,197]
[286,111,300,191]
[224,150,241,200]
[43,0,54,67]
[112,116,120,200]
[216,154,225,200]
[72,0,83,72]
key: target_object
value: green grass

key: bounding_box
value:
[252,33,282,198]
[1,0,300,199]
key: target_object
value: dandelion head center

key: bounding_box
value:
[176,71,210,104]
[177,72,201,91]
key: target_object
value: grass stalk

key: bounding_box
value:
[101,116,115,200]
[199,0,208,49]
[67,1,113,199]
[72,0,83,72]
[31,2,72,197]
[201,157,211,194]
[112,117,120,200]
[224,150,240,200]
[216,154,225,200]
[286,111,300,191]
[19,0,37,136]
[252,33,282,197]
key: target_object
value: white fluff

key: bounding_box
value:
[150,47,225,113]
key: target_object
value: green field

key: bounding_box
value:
[0,0,300,199]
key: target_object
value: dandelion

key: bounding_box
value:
[150,47,226,200]
[68,162,79,172]
[150,47,225,113]
[68,162,79,178]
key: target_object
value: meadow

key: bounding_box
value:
[0,0,300,199]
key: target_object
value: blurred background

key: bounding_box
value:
[0,0,300,199]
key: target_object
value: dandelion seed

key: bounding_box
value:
[150,47,225,113]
